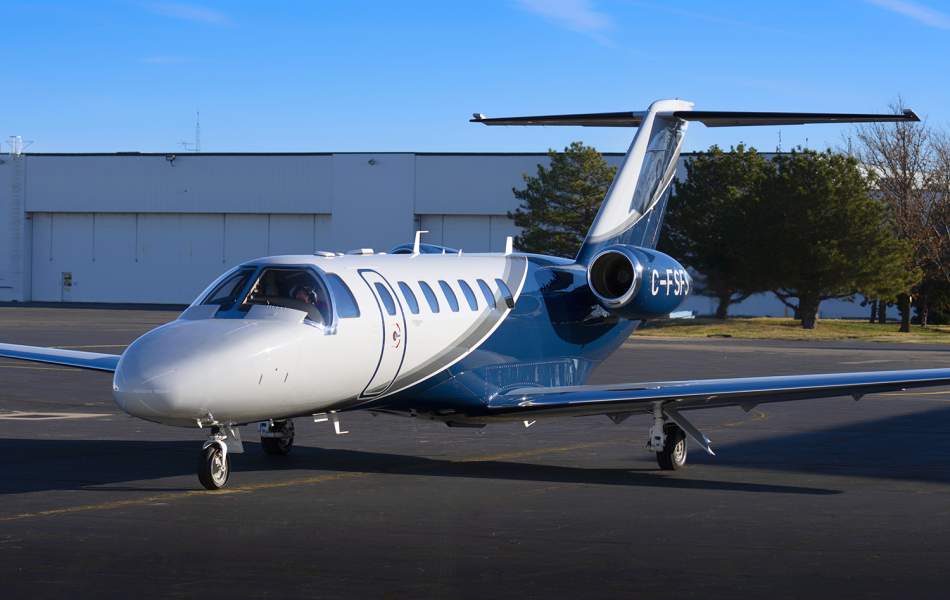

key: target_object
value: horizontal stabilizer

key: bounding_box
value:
[471,109,919,128]
[0,343,120,372]
[678,109,919,127]
[471,111,647,127]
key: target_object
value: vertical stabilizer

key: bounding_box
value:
[575,99,691,262]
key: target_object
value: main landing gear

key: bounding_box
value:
[260,419,295,455]
[646,402,715,471]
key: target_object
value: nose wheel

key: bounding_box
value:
[260,419,295,455]
[198,442,230,489]
[197,425,242,490]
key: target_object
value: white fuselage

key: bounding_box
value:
[112,253,528,427]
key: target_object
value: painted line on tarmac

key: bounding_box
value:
[0,411,112,421]
[0,442,618,523]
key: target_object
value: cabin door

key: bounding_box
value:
[358,269,407,398]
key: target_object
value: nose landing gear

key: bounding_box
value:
[197,425,243,490]
[198,442,230,489]
[260,419,295,455]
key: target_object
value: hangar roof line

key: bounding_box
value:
[22,151,637,157]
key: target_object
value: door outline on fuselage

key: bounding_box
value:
[358,269,408,399]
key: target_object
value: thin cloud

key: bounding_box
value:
[147,2,232,25]
[516,0,614,44]
[866,0,950,30]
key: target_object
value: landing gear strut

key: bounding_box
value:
[260,419,295,455]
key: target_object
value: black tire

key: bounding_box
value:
[261,435,293,456]
[198,444,230,490]
[656,424,687,471]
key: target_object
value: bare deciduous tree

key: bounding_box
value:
[853,100,950,331]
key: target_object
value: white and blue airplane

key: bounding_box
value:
[2,99,947,489]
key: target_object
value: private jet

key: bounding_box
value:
[3,99,947,489]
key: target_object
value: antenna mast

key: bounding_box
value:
[179,111,202,152]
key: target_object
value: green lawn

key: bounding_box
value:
[636,317,950,343]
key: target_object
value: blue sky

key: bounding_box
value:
[4,0,949,153]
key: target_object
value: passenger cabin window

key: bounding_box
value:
[242,267,333,325]
[374,282,397,316]
[457,280,478,310]
[418,281,440,313]
[495,278,515,308]
[325,274,360,318]
[203,267,255,311]
[438,280,459,312]
[398,282,419,314]
[476,279,496,309]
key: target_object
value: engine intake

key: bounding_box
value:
[587,245,691,320]
[588,248,643,308]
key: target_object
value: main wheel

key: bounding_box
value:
[261,420,294,456]
[198,443,230,489]
[656,423,687,470]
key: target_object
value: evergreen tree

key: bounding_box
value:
[509,142,617,258]
[761,149,918,329]
[662,144,771,318]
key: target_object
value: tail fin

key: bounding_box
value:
[576,99,691,260]
[472,101,919,263]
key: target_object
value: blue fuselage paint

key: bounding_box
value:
[372,255,638,415]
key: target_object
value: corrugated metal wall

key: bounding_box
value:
[0,151,884,317]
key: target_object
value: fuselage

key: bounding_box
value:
[111,251,637,427]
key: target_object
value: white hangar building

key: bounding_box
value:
[0,150,872,318]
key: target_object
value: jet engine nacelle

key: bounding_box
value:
[586,245,691,320]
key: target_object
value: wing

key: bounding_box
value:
[0,343,120,372]
[487,369,950,453]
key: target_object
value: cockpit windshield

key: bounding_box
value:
[202,267,256,311]
[241,267,333,325]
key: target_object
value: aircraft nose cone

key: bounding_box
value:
[112,317,310,426]
[112,319,252,425]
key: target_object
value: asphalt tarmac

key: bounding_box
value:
[1,306,949,599]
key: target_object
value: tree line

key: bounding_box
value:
[509,111,950,331]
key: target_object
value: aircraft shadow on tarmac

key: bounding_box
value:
[695,404,950,484]
[4,405,949,498]
[0,438,838,497]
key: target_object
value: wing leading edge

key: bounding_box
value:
[488,368,950,420]
[0,343,120,372]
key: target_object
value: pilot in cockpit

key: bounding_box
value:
[291,284,328,320]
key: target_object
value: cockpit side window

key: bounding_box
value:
[326,273,360,318]
[242,267,333,325]
[202,267,256,311]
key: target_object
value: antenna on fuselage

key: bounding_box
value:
[505,236,514,255]
[412,230,429,256]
